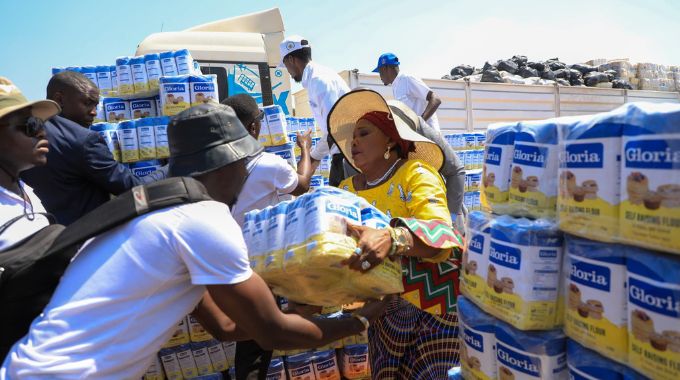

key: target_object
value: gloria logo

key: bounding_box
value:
[163,84,186,92]
[463,327,484,352]
[497,343,541,377]
[485,146,502,165]
[570,259,610,292]
[489,242,521,269]
[326,202,360,221]
[193,83,214,92]
[562,143,603,168]
[131,101,151,110]
[629,277,680,318]
[514,144,548,167]
[469,234,485,254]
[625,139,680,169]
[315,359,335,371]
[106,103,126,111]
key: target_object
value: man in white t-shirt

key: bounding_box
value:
[223,94,313,226]
[0,77,60,252]
[1,104,388,379]
[279,35,350,186]
[373,53,442,131]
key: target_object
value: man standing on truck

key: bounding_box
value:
[374,52,442,132]
[21,71,166,225]
[279,35,350,186]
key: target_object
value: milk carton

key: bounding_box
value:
[160,51,178,76]
[159,348,183,380]
[81,66,98,86]
[144,53,162,90]
[567,340,628,380]
[263,105,289,145]
[95,65,112,95]
[509,119,560,218]
[118,120,140,163]
[486,215,564,330]
[626,247,680,380]
[222,341,236,368]
[103,97,130,122]
[159,76,191,116]
[564,236,628,363]
[266,203,288,254]
[136,118,156,160]
[462,211,493,306]
[109,65,118,93]
[286,352,315,380]
[313,350,341,380]
[154,116,170,158]
[189,74,219,106]
[129,160,161,177]
[465,133,477,149]
[459,296,498,380]
[90,122,121,161]
[206,340,229,372]
[129,98,157,119]
[267,357,286,379]
[265,144,295,168]
[620,102,680,254]
[495,321,567,380]
[558,114,620,242]
[174,49,195,75]
[142,354,165,380]
[115,56,134,95]
[340,345,370,380]
[130,56,149,93]
[175,344,199,379]
[258,110,273,146]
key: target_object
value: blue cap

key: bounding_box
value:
[372,53,399,72]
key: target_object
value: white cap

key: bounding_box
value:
[278,35,311,68]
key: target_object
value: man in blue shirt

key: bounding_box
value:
[22,71,166,225]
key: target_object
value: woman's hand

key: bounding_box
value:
[342,223,393,273]
[296,130,312,152]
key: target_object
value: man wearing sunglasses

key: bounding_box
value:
[21,71,167,226]
[0,77,60,251]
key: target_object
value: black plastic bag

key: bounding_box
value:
[511,55,528,66]
[497,60,518,74]
[518,66,539,78]
[554,69,571,79]
[584,72,610,87]
[548,61,567,71]
[527,61,546,71]
[603,69,618,81]
[541,69,556,80]
[569,69,583,80]
[482,61,495,72]
[556,78,571,86]
[481,69,503,83]
[570,63,598,75]
[612,79,634,89]
[450,65,474,77]
[570,78,585,86]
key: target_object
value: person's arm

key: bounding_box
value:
[81,133,161,195]
[290,130,314,196]
[192,291,251,342]
[422,91,442,121]
[406,76,441,121]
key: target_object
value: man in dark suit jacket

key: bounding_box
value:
[22,71,167,225]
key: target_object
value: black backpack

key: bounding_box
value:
[0,177,212,357]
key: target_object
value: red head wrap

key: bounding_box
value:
[357,111,414,157]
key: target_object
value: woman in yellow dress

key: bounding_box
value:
[328,89,464,379]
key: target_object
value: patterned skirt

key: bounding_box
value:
[368,296,460,379]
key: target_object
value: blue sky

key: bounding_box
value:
[1,0,679,100]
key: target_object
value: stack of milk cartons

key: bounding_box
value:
[89,116,170,164]
[445,132,485,212]
[145,315,234,380]
[242,187,403,306]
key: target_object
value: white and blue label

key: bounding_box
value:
[629,276,680,318]
[562,143,604,169]
[463,327,484,353]
[570,258,610,292]
[469,233,485,255]
[486,146,502,165]
[325,202,359,221]
[497,343,542,377]
[624,139,680,169]
[489,241,521,270]
[514,144,548,167]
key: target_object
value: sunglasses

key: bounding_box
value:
[1,114,46,137]
[247,110,264,127]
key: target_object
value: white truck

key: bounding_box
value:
[135,8,293,114]
[293,70,680,133]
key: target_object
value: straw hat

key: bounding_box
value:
[328,89,443,172]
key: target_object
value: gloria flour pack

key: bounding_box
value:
[482,122,517,214]
[508,119,560,219]
[558,113,621,242]
[459,296,498,380]
[567,340,630,380]
[462,211,493,306]
[563,236,628,363]
[620,102,680,254]
[159,76,191,116]
[626,247,680,380]
[486,215,564,330]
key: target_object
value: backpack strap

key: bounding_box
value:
[47,177,211,255]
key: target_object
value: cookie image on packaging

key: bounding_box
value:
[560,171,577,197]
[582,180,599,200]
[586,299,604,319]
[511,166,523,189]
[133,110,142,118]
[484,172,496,188]
[195,93,206,103]
[568,284,582,310]
[493,280,504,294]
[573,187,586,202]
[526,176,539,192]
[487,264,498,288]
[662,330,680,353]
[499,366,514,380]
[643,191,662,210]
[631,309,655,342]
[658,184,680,208]
[626,172,649,205]
[468,356,481,370]
[650,333,670,352]
[577,303,590,318]
[501,277,515,294]
[466,260,478,276]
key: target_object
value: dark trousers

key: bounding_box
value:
[329,153,346,187]
[235,340,273,380]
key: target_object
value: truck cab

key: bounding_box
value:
[135,7,292,114]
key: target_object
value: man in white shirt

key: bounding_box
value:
[373,53,442,131]
[0,77,60,252]
[279,35,350,186]
[223,94,313,226]
[1,103,388,379]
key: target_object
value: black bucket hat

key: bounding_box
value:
[168,103,263,177]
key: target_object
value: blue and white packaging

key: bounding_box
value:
[115,56,134,95]
[160,51,178,76]
[175,343,198,379]
[117,120,139,163]
[266,357,286,380]
[144,53,162,90]
[159,75,191,116]
[265,143,295,168]
[206,339,229,372]
[51,67,63,75]
[174,49,195,75]
[495,320,567,380]
[263,105,289,145]
[129,98,157,119]
[567,339,627,380]
[459,296,497,380]
[130,56,149,93]
[90,122,121,161]
[109,65,118,92]
[129,160,161,178]
[312,349,341,380]
[159,347,183,380]
[340,344,370,379]
[463,211,493,306]
[189,74,219,106]
[80,65,98,86]
[95,65,112,94]
[154,116,170,158]
[103,97,130,122]
[286,351,315,380]
[190,341,214,376]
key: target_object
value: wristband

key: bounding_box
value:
[352,313,370,331]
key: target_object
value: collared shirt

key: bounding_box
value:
[392,72,441,131]
[301,61,350,160]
